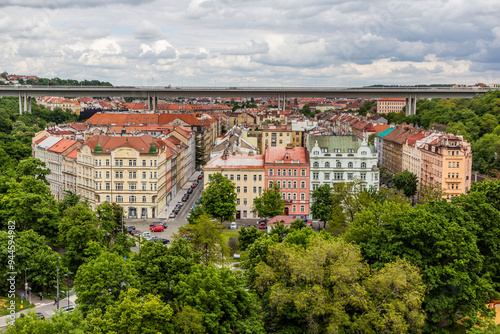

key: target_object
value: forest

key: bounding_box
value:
[0,96,499,333]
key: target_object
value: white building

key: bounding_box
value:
[307,135,379,193]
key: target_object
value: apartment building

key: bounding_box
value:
[402,132,427,181]
[203,153,265,220]
[381,127,419,174]
[420,134,472,199]
[261,124,297,154]
[265,147,310,219]
[376,98,406,114]
[307,135,379,192]
[78,134,171,218]
[376,127,395,166]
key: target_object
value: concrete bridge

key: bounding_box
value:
[0,85,496,116]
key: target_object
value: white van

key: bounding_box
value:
[230,222,237,229]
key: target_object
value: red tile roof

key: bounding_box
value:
[65,148,78,159]
[265,147,309,164]
[158,114,201,126]
[47,139,79,153]
[83,134,166,155]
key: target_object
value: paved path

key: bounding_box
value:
[0,293,77,328]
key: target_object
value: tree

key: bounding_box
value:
[133,239,199,302]
[360,203,491,330]
[252,182,284,219]
[173,264,261,333]
[200,173,237,222]
[253,236,425,333]
[178,214,229,265]
[310,184,335,230]
[379,166,394,187]
[289,218,307,230]
[393,170,419,198]
[5,310,84,334]
[58,191,83,214]
[83,288,173,333]
[238,226,262,251]
[74,252,137,315]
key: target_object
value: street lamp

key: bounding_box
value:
[63,273,73,309]
[56,257,59,310]
[24,268,27,302]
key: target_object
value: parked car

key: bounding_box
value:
[186,212,191,219]
[259,222,266,229]
[127,226,136,234]
[198,173,203,180]
[158,238,170,245]
[187,188,193,194]
[182,194,189,202]
[306,222,313,228]
[230,222,237,229]
[36,312,45,320]
[140,232,152,240]
[130,230,140,236]
[169,212,176,218]
[150,224,164,232]
[61,305,76,312]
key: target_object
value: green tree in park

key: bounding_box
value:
[74,252,137,315]
[310,184,335,230]
[254,236,425,333]
[83,288,173,333]
[393,170,419,198]
[289,218,307,230]
[238,226,262,251]
[5,310,84,334]
[173,264,264,334]
[359,203,491,330]
[133,239,200,302]
[58,204,103,271]
[252,182,284,219]
[178,213,229,265]
[200,173,237,222]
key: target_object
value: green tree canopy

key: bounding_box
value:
[310,184,335,230]
[393,170,419,198]
[252,181,284,219]
[200,173,237,222]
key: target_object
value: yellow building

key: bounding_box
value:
[78,134,169,218]
[261,124,296,154]
[203,153,265,219]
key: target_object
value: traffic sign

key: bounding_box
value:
[25,283,28,289]
[21,293,24,299]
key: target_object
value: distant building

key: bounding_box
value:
[376,98,406,114]
[307,135,379,192]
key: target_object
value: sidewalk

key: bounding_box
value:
[0,293,77,328]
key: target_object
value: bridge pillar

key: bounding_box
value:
[23,92,27,112]
[152,94,157,112]
[18,92,22,115]
[27,96,32,113]
[277,93,280,114]
[406,94,418,116]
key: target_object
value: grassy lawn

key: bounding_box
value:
[0,295,35,316]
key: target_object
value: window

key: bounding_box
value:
[336,162,341,168]
[324,173,330,180]
[326,162,332,168]
[142,160,146,166]
[128,159,136,166]
[287,193,291,200]
[452,162,455,167]
[277,180,281,188]
[313,184,318,190]
[229,174,233,181]
[360,173,366,180]
[116,195,123,202]
[347,173,353,180]
[244,186,247,193]
[129,196,136,203]
[115,183,123,190]
[457,162,460,167]
[361,151,367,155]
[106,195,110,202]
[313,162,319,168]
[129,172,136,179]
[288,169,292,176]
[277,169,281,176]
[361,162,366,168]
[259,186,262,194]
[293,181,297,188]
[313,173,319,180]
[282,193,286,200]
[293,205,296,212]
[288,181,292,188]
[269,169,274,176]
[348,162,353,168]
[142,196,146,203]
[253,187,257,193]
[301,181,306,188]
[106,183,110,190]
[141,183,146,191]
[268,181,273,188]
[293,193,297,200]
[448,162,451,167]
[244,175,247,181]
[334,173,343,180]
[300,193,305,200]
[293,169,297,176]
[115,159,123,166]
[300,205,305,212]
[375,174,378,181]
[129,183,137,190]
[243,210,247,218]
[105,159,110,166]
[115,171,123,179]
[106,171,110,178]
[253,175,257,181]
[243,198,247,205]
[237,186,240,193]
[237,199,240,205]
[259,175,262,181]
[237,174,241,181]
[279,140,282,144]
[301,169,306,176]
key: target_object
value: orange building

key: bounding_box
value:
[377,98,406,114]
[420,134,472,199]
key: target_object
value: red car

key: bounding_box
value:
[259,222,266,229]
[198,174,203,180]
[150,224,164,232]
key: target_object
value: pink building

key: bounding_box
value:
[264,147,310,219]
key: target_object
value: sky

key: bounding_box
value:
[1,0,500,87]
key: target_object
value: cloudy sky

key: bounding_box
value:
[1,0,500,87]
